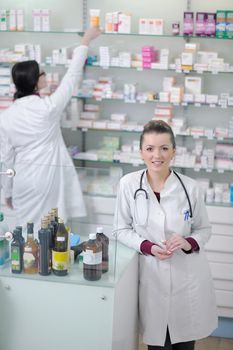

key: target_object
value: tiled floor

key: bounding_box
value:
[139,337,233,350]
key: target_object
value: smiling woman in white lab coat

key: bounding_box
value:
[0,27,101,230]
[114,120,217,350]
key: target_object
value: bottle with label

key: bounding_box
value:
[47,212,56,249]
[23,222,39,274]
[51,208,59,223]
[83,233,102,281]
[16,226,25,245]
[52,218,69,276]
[38,219,51,276]
[0,212,10,261]
[11,228,24,273]
[96,226,109,273]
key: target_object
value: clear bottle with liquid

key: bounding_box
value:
[23,222,39,274]
[83,233,102,281]
[96,226,109,273]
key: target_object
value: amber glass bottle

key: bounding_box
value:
[83,233,102,281]
[96,227,109,273]
[23,222,39,274]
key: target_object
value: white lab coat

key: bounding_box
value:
[114,169,218,346]
[0,46,88,231]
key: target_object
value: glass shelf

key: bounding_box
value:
[102,32,233,40]
[1,30,232,40]
[86,64,233,75]
[0,241,136,287]
[73,157,233,174]
[76,95,233,109]
[75,126,233,143]
[0,29,82,35]
[1,61,233,76]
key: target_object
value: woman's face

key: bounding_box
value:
[37,71,47,91]
[140,132,176,175]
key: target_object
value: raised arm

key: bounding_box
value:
[47,27,101,115]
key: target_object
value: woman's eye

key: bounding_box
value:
[146,147,152,151]
[162,147,168,151]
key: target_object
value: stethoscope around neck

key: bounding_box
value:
[133,170,193,227]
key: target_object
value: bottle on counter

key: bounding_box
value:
[83,233,102,281]
[15,226,25,245]
[47,212,56,249]
[51,208,59,224]
[96,226,109,273]
[23,222,39,274]
[0,212,10,262]
[38,218,51,276]
[52,218,69,276]
[11,228,24,273]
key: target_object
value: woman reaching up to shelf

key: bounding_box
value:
[113,120,218,350]
[0,26,101,231]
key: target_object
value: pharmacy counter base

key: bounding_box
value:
[206,205,233,338]
[0,242,139,350]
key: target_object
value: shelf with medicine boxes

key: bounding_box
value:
[59,0,233,213]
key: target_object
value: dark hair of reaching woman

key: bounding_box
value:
[12,60,40,99]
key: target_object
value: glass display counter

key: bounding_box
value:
[0,161,139,350]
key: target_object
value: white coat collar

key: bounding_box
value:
[14,95,40,105]
[141,169,178,197]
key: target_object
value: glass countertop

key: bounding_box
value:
[0,240,137,288]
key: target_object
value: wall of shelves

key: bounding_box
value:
[1,1,233,198]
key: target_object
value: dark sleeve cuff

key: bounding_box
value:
[140,240,155,255]
[182,237,200,254]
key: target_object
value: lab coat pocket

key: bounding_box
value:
[180,208,192,235]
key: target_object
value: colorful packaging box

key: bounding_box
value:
[226,11,233,39]
[205,13,216,36]
[216,10,227,38]
[196,12,206,36]
[183,12,194,36]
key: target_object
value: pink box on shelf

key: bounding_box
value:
[196,12,206,36]
[142,62,152,69]
[183,12,194,36]
[205,13,216,36]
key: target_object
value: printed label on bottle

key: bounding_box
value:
[83,250,102,265]
[23,252,36,269]
[52,250,69,271]
[11,247,20,270]
[24,246,32,252]
[56,237,65,242]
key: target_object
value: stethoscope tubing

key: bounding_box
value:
[134,170,193,219]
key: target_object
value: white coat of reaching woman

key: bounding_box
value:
[113,120,218,350]
[0,27,101,230]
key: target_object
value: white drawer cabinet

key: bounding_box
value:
[207,206,233,318]
[0,244,139,350]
